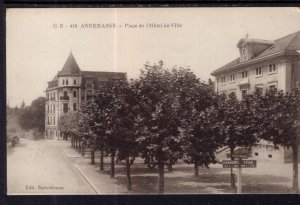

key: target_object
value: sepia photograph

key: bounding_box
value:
[6,7,300,195]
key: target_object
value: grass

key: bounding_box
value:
[91,159,292,194]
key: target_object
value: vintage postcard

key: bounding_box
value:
[6,7,300,195]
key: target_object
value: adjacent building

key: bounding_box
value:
[212,31,300,162]
[45,52,127,140]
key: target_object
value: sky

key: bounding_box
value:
[6,7,300,107]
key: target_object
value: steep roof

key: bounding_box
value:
[52,73,58,81]
[211,31,300,76]
[237,38,274,48]
[58,52,81,76]
[256,31,300,57]
[81,71,126,78]
[81,71,127,90]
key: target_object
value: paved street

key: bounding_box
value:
[7,138,97,195]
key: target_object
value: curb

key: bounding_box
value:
[63,148,81,158]
[74,164,101,195]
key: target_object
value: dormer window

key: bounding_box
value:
[242,48,248,61]
[237,38,274,62]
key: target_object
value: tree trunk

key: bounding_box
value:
[194,162,199,177]
[167,164,173,173]
[111,151,115,178]
[230,146,236,189]
[100,149,104,171]
[292,143,298,193]
[126,157,132,190]
[81,144,85,156]
[91,148,95,164]
[158,161,165,194]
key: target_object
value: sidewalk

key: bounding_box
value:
[75,163,129,194]
[60,143,129,194]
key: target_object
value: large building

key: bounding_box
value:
[45,52,127,140]
[211,31,300,162]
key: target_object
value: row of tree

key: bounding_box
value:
[17,97,46,134]
[58,61,300,193]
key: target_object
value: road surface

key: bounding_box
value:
[7,138,96,195]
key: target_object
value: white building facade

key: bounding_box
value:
[212,31,300,162]
[45,52,127,140]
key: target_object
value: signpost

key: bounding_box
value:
[222,159,257,194]
[222,160,256,168]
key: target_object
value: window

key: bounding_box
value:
[98,76,109,82]
[74,79,76,85]
[86,79,94,88]
[47,105,49,113]
[268,82,278,90]
[73,103,77,111]
[241,71,248,79]
[230,74,235,82]
[229,89,236,95]
[66,79,69,85]
[255,84,263,93]
[53,105,55,113]
[241,89,248,98]
[73,91,77,97]
[268,64,277,73]
[255,152,258,156]
[63,103,68,113]
[268,154,272,158]
[62,79,65,85]
[86,90,93,100]
[255,67,262,76]
[220,76,226,84]
[53,116,55,125]
[64,91,67,97]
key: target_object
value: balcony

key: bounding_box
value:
[239,77,249,87]
[60,96,69,101]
